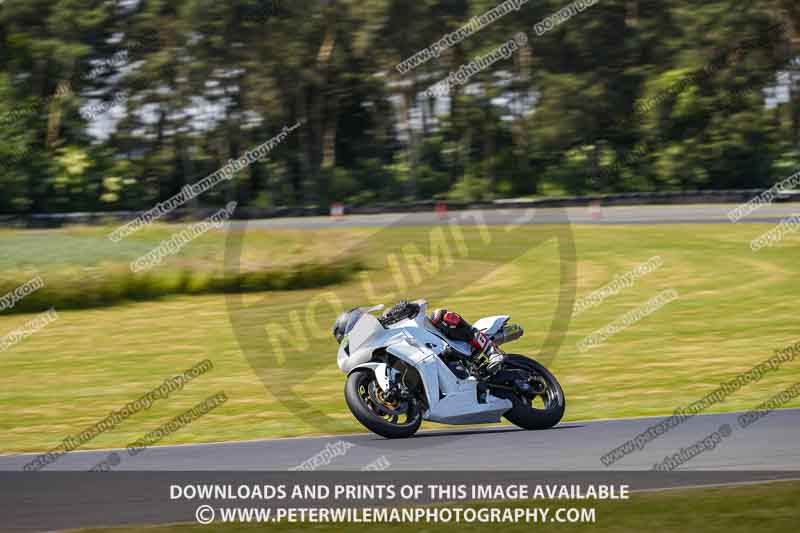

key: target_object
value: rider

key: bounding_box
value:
[429,308,505,374]
[333,301,505,374]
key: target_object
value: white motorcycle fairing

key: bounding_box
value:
[473,315,511,336]
[337,301,513,425]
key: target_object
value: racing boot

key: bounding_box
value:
[482,342,505,374]
[469,329,505,375]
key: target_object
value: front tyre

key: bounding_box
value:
[499,355,565,430]
[344,369,422,439]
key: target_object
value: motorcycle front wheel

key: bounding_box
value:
[497,355,566,430]
[344,369,423,439]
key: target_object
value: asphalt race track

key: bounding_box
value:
[235,203,800,229]
[2,410,799,531]
[2,409,798,471]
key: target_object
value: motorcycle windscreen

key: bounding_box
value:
[348,313,384,352]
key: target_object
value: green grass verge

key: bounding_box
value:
[2,222,800,453]
[0,259,363,314]
[0,225,364,314]
[74,481,800,533]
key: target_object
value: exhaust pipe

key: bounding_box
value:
[491,323,524,346]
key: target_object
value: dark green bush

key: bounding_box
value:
[0,259,364,315]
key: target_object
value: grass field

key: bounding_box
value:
[75,481,800,533]
[2,220,800,453]
[0,225,365,313]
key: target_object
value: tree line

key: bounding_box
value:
[0,0,798,214]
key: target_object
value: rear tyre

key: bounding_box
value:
[500,355,565,430]
[344,369,422,439]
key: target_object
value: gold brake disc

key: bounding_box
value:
[374,387,400,409]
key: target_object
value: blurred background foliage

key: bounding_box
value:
[0,0,798,213]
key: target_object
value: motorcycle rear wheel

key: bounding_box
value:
[344,369,423,439]
[499,355,565,430]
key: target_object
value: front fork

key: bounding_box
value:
[366,363,411,402]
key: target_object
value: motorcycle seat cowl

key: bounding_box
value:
[473,315,511,337]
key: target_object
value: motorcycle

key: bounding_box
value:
[336,300,565,438]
